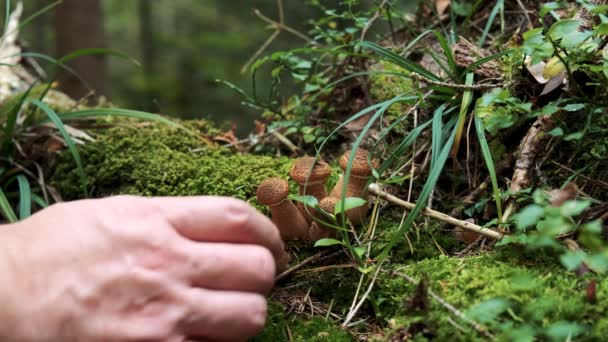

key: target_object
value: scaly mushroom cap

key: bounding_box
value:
[318,196,338,215]
[338,149,379,178]
[256,178,290,206]
[290,157,332,184]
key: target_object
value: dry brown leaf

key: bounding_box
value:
[548,183,579,207]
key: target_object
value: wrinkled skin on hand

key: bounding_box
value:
[0,195,283,341]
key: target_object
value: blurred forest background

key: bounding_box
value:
[20,0,329,134]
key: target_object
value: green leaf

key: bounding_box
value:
[560,200,591,217]
[560,251,586,271]
[467,298,510,324]
[506,325,536,342]
[334,197,367,215]
[15,175,31,220]
[288,195,318,209]
[515,205,545,231]
[565,131,584,141]
[548,127,564,137]
[593,22,608,36]
[548,19,582,41]
[586,253,608,273]
[563,103,585,112]
[314,238,345,248]
[545,321,587,340]
[303,134,316,143]
[540,2,564,17]
[353,246,366,259]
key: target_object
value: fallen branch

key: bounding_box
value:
[502,115,557,224]
[368,184,504,240]
[410,72,505,90]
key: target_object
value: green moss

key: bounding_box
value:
[377,252,607,341]
[50,121,295,211]
[368,60,415,132]
[252,301,353,341]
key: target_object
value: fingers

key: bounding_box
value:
[152,196,285,262]
[179,288,267,341]
[177,241,276,294]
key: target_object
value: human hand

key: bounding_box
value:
[0,195,284,341]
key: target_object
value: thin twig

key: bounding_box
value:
[360,0,388,42]
[369,184,504,240]
[516,0,533,30]
[275,250,334,282]
[410,72,505,90]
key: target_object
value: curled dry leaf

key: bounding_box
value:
[548,183,579,207]
[525,56,567,95]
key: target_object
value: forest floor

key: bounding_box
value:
[4,0,608,341]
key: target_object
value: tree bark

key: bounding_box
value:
[55,0,108,100]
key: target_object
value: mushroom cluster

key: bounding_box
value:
[256,148,378,255]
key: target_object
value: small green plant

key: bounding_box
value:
[499,187,608,274]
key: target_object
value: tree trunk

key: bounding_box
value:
[138,0,156,111]
[55,0,108,100]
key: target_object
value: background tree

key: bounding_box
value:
[55,0,108,100]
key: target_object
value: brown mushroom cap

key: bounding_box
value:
[318,196,338,214]
[338,149,379,177]
[290,157,332,184]
[256,178,290,206]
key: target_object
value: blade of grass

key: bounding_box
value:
[475,116,503,222]
[2,0,10,37]
[38,48,140,103]
[16,174,30,219]
[0,186,16,223]
[28,99,87,196]
[359,41,442,81]
[59,48,140,67]
[377,121,459,260]
[1,83,35,154]
[450,73,475,157]
[31,193,49,209]
[478,0,504,47]
[431,105,447,169]
[461,49,514,77]
[16,0,62,34]
[55,108,185,129]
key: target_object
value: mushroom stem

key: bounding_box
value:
[329,149,378,226]
[290,157,332,223]
[268,200,310,240]
[256,178,309,241]
[330,176,370,226]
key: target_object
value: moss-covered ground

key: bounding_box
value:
[50,121,608,341]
